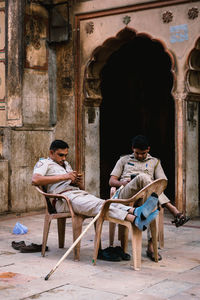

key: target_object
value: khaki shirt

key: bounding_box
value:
[33,157,79,194]
[110,153,167,181]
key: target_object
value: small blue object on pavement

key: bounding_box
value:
[13,222,28,235]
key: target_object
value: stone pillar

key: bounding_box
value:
[173,89,199,216]
[84,106,100,196]
[185,100,199,216]
[173,91,187,213]
[7,0,25,126]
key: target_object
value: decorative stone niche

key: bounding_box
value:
[186,37,200,99]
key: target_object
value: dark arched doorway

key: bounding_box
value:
[100,35,175,202]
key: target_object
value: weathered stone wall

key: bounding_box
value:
[7,0,24,127]
[4,1,76,212]
[0,160,8,212]
[0,1,6,126]
[0,0,199,216]
[10,129,54,212]
[186,102,199,216]
[23,70,50,127]
[23,4,49,127]
[55,44,76,167]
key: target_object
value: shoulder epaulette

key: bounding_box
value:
[154,159,160,170]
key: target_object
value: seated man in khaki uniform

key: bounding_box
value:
[32,139,160,260]
[109,134,189,261]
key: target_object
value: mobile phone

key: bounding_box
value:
[130,174,138,180]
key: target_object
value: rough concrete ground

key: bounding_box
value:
[0,210,200,300]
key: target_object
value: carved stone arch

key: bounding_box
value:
[183,36,200,216]
[186,37,200,101]
[83,27,176,107]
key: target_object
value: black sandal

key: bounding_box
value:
[20,243,48,253]
[146,250,162,261]
[11,241,48,253]
[12,241,26,250]
[171,213,190,227]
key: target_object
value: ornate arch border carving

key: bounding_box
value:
[168,36,200,213]
[74,0,190,196]
[186,37,200,102]
[83,27,176,108]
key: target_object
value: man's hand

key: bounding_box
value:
[109,175,130,188]
[62,171,77,183]
[120,179,130,186]
[72,173,84,189]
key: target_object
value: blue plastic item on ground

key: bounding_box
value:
[13,222,28,235]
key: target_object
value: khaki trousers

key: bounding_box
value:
[118,174,170,240]
[55,190,132,221]
[119,173,169,206]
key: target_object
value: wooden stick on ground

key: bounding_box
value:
[44,212,101,280]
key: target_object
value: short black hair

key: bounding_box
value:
[50,140,69,151]
[131,135,149,150]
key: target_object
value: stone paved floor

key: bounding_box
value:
[0,210,200,300]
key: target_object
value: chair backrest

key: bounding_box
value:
[35,186,57,214]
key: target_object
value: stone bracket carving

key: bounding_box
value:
[173,90,200,103]
[172,91,188,102]
[84,78,102,107]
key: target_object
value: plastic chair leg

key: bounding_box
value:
[158,207,164,249]
[119,226,129,253]
[57,217,66,248]
[42,215,51,257]
[130,224,142,270]
[109,222,116,246]
[93,218,104,265]
[72,215,84,261]
[150,219,158,262]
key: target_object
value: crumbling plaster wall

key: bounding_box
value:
[1,0,200,214]
[10,129,54,212]
[55,43,76,167]
[0,159,8,212]
[5,3,52,212]
[23,4,49,127]
[4,2,76,213]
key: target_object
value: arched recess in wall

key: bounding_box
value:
[186,37,200,204]
[84,27,176,199]
[83,28,138,106]
[186,37,200,97]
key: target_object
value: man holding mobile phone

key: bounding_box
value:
[109,135,190,261]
